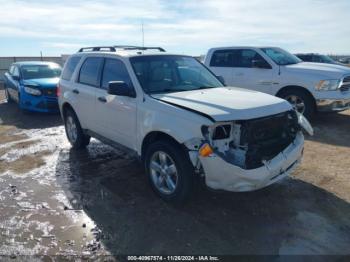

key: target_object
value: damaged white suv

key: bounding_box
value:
[58,46,313,203]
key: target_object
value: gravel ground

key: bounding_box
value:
[0,90,350,259]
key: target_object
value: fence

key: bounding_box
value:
[0,56,69,86]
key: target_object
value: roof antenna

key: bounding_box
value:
[141,22,144,48]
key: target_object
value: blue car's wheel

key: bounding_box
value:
[4,86,13,103]
[17,94,30,114]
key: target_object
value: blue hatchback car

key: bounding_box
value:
[4,61,62,113]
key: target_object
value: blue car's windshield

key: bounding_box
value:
[261,47,302,65]
[21,64,62,80]
[130,55,223,94]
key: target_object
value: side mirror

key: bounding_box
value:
[216,75,226,85]
[108,81,136,98]
[252,60,271,69]
[12,75,20,81]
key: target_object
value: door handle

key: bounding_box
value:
[72,89,79,94]
[98,97,107,103]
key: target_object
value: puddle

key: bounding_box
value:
[0,150,52,174]
[0,139,41,158]
[0,125,28,144]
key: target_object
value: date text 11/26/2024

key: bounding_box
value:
[127,255,220,261]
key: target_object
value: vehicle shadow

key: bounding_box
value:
[306,110,350,148]
[55,142,350,256]
[0,101,62,129]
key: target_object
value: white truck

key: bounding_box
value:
[58,46,312,203]
[204,47,350,119]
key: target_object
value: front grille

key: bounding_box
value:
[343,76,350,82]
[36,100,59,110]
[341,76,350,92]
[238,110,300,169]
[42,88,57,97]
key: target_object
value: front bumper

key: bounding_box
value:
[314,89,350,112]
[316,98,350,112]
[20,91,59,113]
[199,133,304,192]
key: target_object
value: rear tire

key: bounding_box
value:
[64,109,90,149]
[278,89,315,120]
[144,140,194,204]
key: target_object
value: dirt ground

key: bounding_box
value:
[0,89,350,259]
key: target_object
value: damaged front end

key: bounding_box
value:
[186,110,311,192]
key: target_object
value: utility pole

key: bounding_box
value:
[40,51,43,61]
[141,22,144,48]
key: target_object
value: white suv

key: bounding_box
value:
[58,46,312,203]
[205,47,350,119]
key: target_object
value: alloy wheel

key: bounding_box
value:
[150,151,178,195]
[66,116,78,143]
[4,88,9,101]
[285,95,305,114]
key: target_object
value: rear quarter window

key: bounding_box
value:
[61,56,82,81]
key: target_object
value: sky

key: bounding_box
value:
[0,0,349,56]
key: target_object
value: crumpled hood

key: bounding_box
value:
[22,77,59,89]
[285,62,350,78]
[152,87,292,122]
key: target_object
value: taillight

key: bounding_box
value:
[56,83,61,97]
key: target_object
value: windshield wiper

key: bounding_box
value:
[279,61,299,66]
[151,88,188,94]
[198,86,216,89]
[150,86,217,94]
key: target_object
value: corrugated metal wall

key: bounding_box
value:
[0,56,65,83]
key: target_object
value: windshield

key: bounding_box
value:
[261,48,302,65]
[21,64,62,80]
[130,55,223,94]
[320,55,335,63]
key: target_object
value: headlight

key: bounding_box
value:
[24,86,42,96]
[297,112,314,136]
[315,79,340,91]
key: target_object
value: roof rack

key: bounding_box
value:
[114,46,166,52]
[78,45,166,53]
[78,46,117,52]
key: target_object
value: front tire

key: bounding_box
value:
[64,109,90,149]
[4,86,13,103]
[278,89,315,119]
[145,140,194,204]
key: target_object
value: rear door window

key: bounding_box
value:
[101,58,133,89]
[61,56,82,80]
[210,49,237,67]
[298,55,312,62]
[78,57,104,87]
[313,55,322,62]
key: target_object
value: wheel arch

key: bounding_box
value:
[276,85,314,100]
[61,102,75,119]
[141,131,185,161]
[276,85,316,106]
